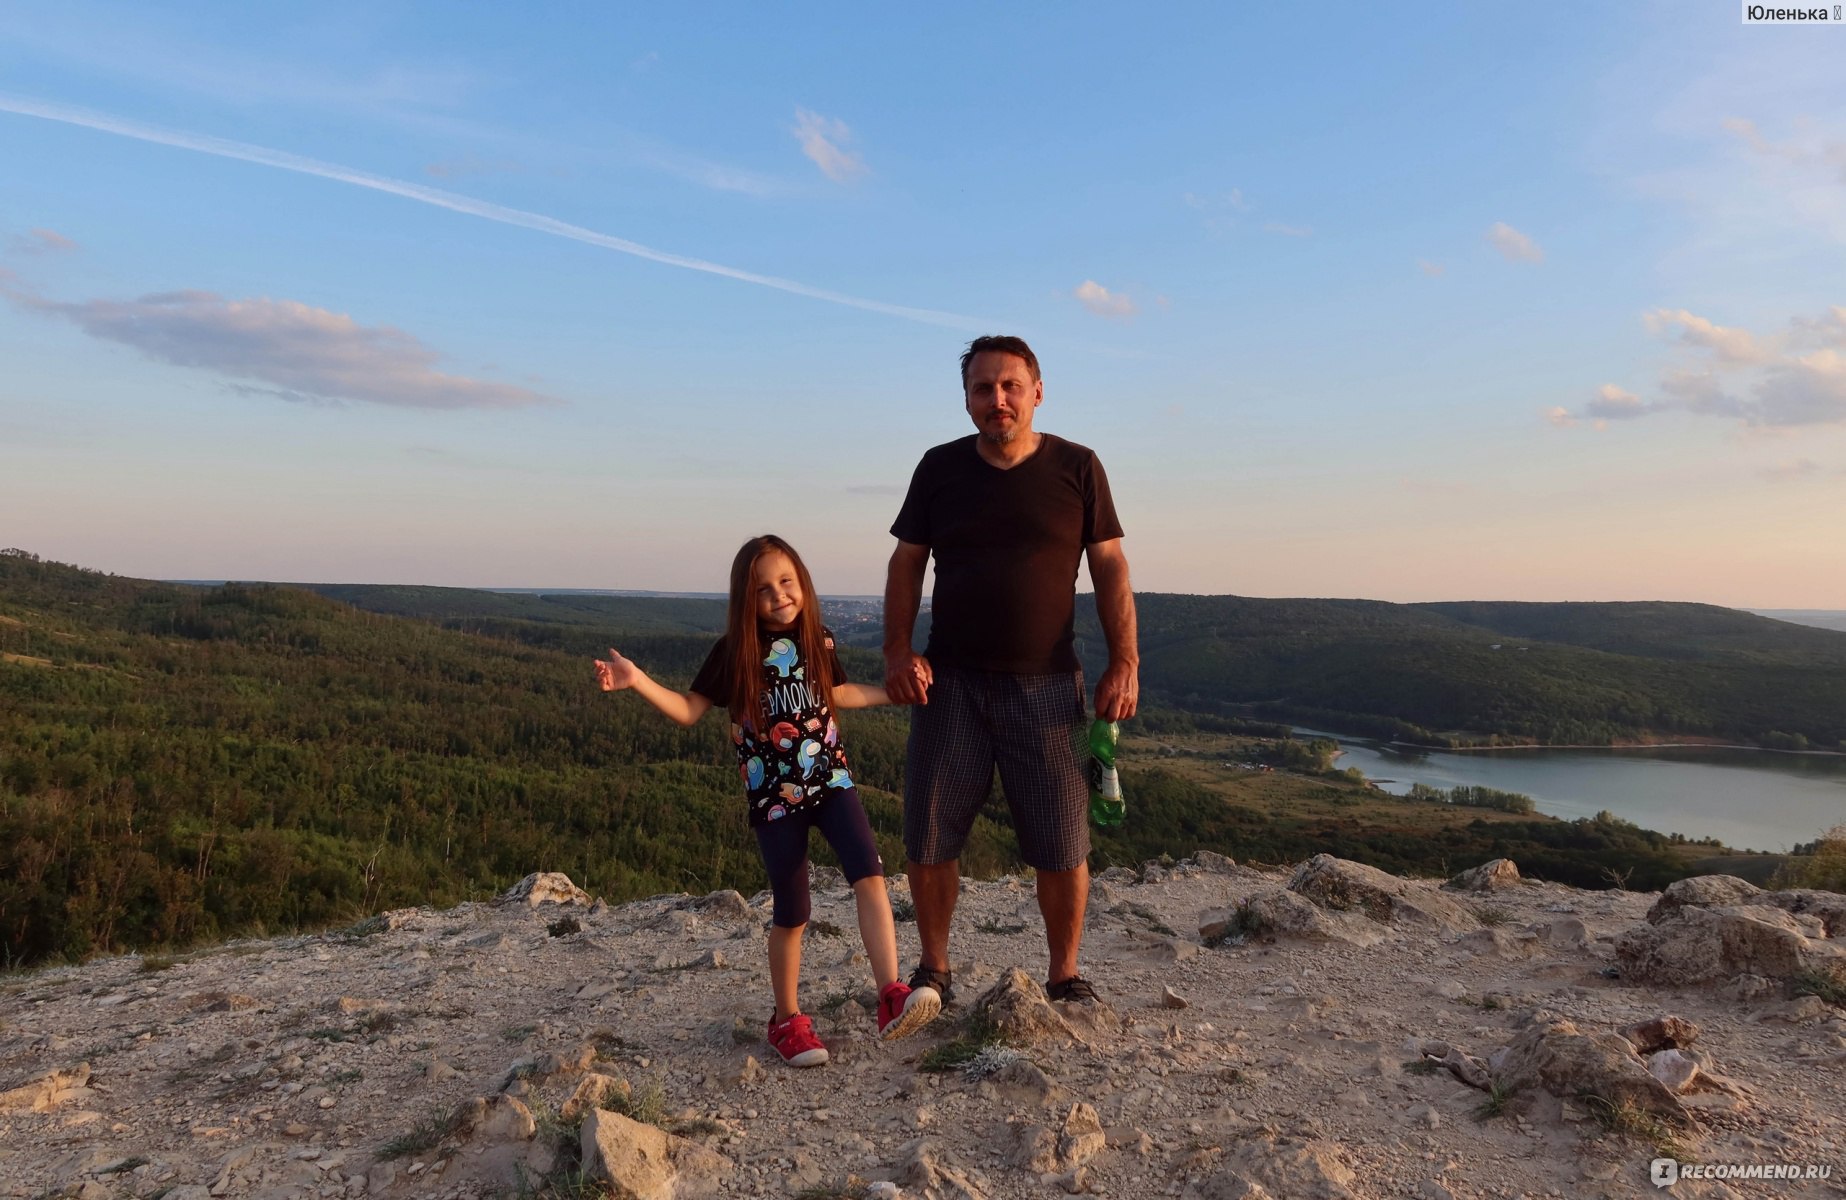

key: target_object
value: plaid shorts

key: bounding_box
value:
[903,666,1089,872]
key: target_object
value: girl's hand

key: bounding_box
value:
[594,648,642,692]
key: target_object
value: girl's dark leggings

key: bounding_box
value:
[753,786,883,928]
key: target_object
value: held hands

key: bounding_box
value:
[593,647,643,692]
[1094,658,1139,722]
[883,648,933,705]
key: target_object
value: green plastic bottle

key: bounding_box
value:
[1087,718,1124,828]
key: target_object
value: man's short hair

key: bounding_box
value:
[960,335,1041,387]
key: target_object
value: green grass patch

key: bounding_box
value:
[1790,964,1846,1008]
[1581,1094,1689,1160]
[1474,1080,1513,1120]
[378,1104,468,1161]
[916,1013,1005,1073]
[1471,904,1512,927]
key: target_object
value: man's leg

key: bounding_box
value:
[1035,862,1089,986]
[901,667,991,986]
[908,858,961,973]
[992,671,1093,989]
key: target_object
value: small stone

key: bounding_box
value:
[1646,1049,1700,1093]
[317,1097,336,1110]
[1160,986,1189,1009]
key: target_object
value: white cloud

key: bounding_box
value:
[1754,347,1846,426]
[3,281,557,410]
[1792,305,1846,346]
[1073,280,1136,319]
[1722,115,1846,181]
[1263,222,1312,238]
[1541,406,1577,428]
[1486,222,1544,264]
[1585,384,1650,420]
[1643,308,1766,365]
[1417,259,1445,277]
[8,227,77,255]
[792,108,867,183]
[0,96,983,329]
[1556,304,1846,429]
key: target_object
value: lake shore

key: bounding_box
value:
[1404,739,1846,758]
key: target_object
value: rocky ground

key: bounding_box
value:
[1,855,1843,1200]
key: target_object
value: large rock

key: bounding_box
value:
[1761,889,1846,939]
[1491,1016,1688,1124]
[1616,903,1839,985]
[562,1073,633,1121]
[975,969,1076,1045]
[1645,875,1762,924]
[1618,1016,1700,1055]
[1445,858,1520,893]
[1457,927,1543,958]
[1186,1135,1358,1200]
[498,872,593,907]
[676,889,752,921]
[1202,888,1386,947]
[0,1063,91,1112]
[580,1109,730,1200]
[1287,855,1481,933]
[896,1137,990,1200]
[1057,1103,1105,1168]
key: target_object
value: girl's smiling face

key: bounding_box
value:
[753,550,804,630]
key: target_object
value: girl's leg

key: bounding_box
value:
[767,923,805,1024]
[851,876,899,989]
[755,817,816,1021]
[816,788,899,988]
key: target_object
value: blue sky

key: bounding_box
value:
[3,2,1843,605]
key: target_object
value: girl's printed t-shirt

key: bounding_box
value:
[688,628,854,826]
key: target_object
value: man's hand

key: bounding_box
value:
[884,648,933,705]
[593,648,642,692]
[1094,658,1138,722]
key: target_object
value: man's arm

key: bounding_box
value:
[1086,538,1139,721]
[883,539,933,704]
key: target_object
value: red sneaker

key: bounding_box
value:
[766,1012,829,1067]
[877,981,941,1041]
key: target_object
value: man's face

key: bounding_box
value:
[963,351,1042,445]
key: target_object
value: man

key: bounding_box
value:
[884,334,1138,1004]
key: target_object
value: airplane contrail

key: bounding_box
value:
[0,94,988,331]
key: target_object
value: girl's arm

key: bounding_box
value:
[594,647,714,726]
[832,682,892,709]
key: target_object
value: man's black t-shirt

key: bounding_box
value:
[890,433,1123,674]
[689,628,854,826]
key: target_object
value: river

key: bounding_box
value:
[1298,730,1846,853]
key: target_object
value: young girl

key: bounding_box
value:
[593,534,940,1067]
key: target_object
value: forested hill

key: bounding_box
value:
[304,585,728,635]
[308,582,1846,750]
[0,552,863,965]
[1,551,1809,964]
[1072,593,1846,748]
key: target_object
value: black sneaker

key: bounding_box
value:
[908,965,954,1006]
[1046,975,1099,1003]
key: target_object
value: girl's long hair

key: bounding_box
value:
[724,534,836,731]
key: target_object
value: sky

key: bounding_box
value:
[2,2,1844,606]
